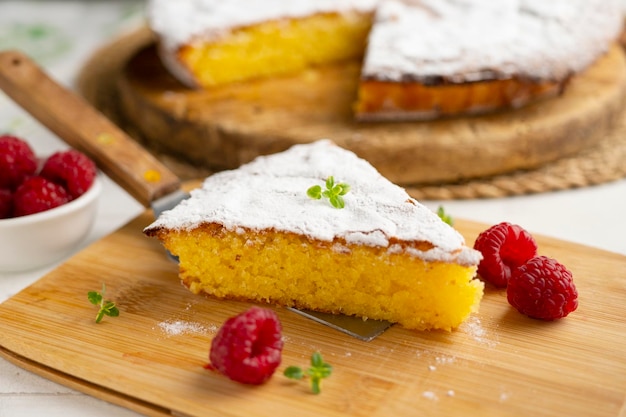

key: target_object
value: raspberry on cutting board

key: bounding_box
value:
[474,221,579,321]
[0,134,38,190]
[13,176,70,217]
[208,306,283,385]
[41,149,97,199]
[507,256,578,320]
[473,222,538,288]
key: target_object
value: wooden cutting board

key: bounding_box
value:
[115,36,626,186]
[0,212,625,417]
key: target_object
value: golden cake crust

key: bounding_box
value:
[354,77,565,121]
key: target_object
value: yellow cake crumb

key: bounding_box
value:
[178,11,372,87]
[155,224,483,331]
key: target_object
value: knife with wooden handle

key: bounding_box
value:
[0,49,392,341]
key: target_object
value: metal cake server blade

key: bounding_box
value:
[0,49,392,341]
[288,308,393,341]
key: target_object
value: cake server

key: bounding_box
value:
[0,49,392,341]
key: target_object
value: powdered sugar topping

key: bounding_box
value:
[148,0,621,86]
[144,140,481,265]
[363,0,622,83]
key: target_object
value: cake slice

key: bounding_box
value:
[144,140,483,331]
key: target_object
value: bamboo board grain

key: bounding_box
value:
[115,33,626,187]
[0,212,625,417]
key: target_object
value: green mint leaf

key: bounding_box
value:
[307,176,350,209]
[285,351,332,394]
[316,363,332,378]
[307,185,322,199]
[311,351,323,367]
[284,366,305,380]
[311,377,321,395]
[95,310,105,323]
[87,291,101,305]
[329,195,338,208]
[309,353,332,379]
[103,302,119,317]
[88,284,119,323]
[338,183,350,196]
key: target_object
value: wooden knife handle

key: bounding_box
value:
[0,49,181,207]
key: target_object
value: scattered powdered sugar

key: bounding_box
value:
[422,391,439,401]
[499,390,512,402]
[459,316,498,347]
[154,302,219,337]
[157,319,217,336]
[423,352,457,372]
[435,355,456,365]
[375,345,395,356]
[421,389,455,402]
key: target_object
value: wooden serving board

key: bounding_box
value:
[115,32,626,187]
[0,211,625,417]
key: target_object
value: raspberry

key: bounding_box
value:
[209,306,283,385]
[13,176,70,217]
[507,256,578,320]
[0,134,38,190]
[473,222,538,288]
[0,188,13,219]
[41,149,96,199]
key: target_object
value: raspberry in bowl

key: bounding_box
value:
[0,134,101,272]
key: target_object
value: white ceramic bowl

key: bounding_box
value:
[0,176,102,272]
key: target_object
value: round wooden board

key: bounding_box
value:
[77,27,626,199]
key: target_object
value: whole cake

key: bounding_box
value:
[147,0,622,120]
[144,140,484,331]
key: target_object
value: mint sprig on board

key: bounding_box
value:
[307,176,351,209]
[284,351,333,394]
[87,283,119,323]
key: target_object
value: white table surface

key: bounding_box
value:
[0,2,625,416]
